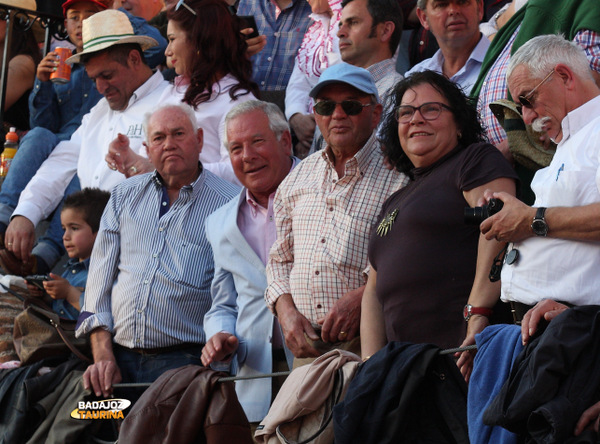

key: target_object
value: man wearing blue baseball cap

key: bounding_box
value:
[265,63,408,366]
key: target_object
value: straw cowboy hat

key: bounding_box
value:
[0,1,37,12]
[66,9,158,64]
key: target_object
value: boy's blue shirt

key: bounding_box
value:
[52,257,89,320]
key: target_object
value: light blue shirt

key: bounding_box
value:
[77,168,239,348]
[405,34,490,95]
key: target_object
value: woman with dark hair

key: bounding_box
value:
[361,71,517,364]
[106,0,258,184]
[0,16,42,135]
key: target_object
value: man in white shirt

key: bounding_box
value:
[405,0,488,95]
[0,10,168,276]
[459,35,600,378]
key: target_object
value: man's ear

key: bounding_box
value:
[280,130,293,156]
[416,7,430,30]
[127,49,143,67]
[379,21,395,44]
[555,63,576,90]
[143,141,150,157]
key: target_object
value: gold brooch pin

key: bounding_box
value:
[376,208,398,237]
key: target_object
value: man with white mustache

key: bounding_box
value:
[461,35,600,354]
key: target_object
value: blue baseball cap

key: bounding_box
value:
[309,63,380,102]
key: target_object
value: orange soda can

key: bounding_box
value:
[50,47,73,84]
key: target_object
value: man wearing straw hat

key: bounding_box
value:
[1,9,169,274]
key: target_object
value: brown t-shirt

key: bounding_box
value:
[368,142,518,349]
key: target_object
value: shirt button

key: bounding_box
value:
[84,93,88,97]
[153,253,158,258]
[321,238,325,243]
[158,227,164,232]
[72,269,77,274]
[274,32,279,37]
[143,280,148,284]
[267,57,272,61]
[329,207,333,211]
[317,304,322,309]
[136,339,141,343]
[138,309,143,313]
[315,270,320,275]
[162,201,167,206]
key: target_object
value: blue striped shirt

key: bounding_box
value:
[237,0,312,91]
[77,168,240,348]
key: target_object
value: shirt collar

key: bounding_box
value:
[123,71,165,111]
[65,257,90,271]
[367,58,396,83]
[560,94,600,143]
[321,132,378,175]
[151,162,205,200]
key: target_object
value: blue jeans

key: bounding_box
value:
[113,344,204,384]
[113,344,204,404]
[0,127,81,268]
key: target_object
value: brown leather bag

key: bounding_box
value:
[13,298,91,365]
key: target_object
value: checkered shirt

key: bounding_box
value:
[238,0,312,91]
[265,134,408,323]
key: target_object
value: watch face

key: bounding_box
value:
[532,220,548,236]
[463,304,470,320]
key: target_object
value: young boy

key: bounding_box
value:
[27,188,110,320]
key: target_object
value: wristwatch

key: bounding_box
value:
[531,207,549,237]
[463,304,493,322]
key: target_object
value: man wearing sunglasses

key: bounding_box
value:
[266,63,408,365]
[462,35,600,360]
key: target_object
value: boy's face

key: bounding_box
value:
[65,2,103,52]
[61,208,97,261]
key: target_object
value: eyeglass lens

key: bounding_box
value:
[395,102,449,123]
[314,100,370,116]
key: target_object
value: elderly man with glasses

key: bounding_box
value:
[459,35,600,374]
[265,63,408,366]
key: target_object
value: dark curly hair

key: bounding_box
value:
[379,70,486,176]
[167,0,259,108]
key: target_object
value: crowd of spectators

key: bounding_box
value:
[0,0,600,441]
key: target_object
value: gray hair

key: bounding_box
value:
[507,34,594,82]
[223,100,290,148]
[416,0,426,9]
[143,103,198,142]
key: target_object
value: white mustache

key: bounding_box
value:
[532,116,551,133]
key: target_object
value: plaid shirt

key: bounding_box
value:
[238,0,312,91]
[265,134,408,323]
[479,28,600,145]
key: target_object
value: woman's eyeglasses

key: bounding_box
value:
[175,0,197,15]
[518,68,554,110]
[313,100,373,116]
[395,102,453,123]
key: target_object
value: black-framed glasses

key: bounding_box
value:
[176,0,197,15]
[313,100,373,116]
[518,68,554,109]
[395,102,453,123]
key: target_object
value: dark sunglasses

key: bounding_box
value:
[518,68,554,109]
[313,100,373,116]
